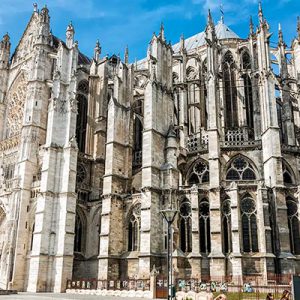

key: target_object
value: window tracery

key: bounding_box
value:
[222,199,232,254]
[242,51,251,70]
[223,51,238,128]
[6,74,27,138]
[286,197,300,255]
[240,196,258,253]
[199,198,210,253]
[187,160,209,185]
[179,199,192,253]
[128,203,141,251]
[226,156,256,181]
[282,162,294,185]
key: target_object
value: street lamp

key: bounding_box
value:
[161,209,178,300]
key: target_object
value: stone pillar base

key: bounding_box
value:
[209,254,225,281]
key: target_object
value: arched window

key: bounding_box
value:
[187,160,209,185]
[76,80,89,153]
[188,83,201,135]
[132,100,143,169]
[242,51,251,70]
[240,196,258,253]
[226,156,256,181]
[243,74,254,129]
[199,198,211,253]
[223,51,238,128]
[286,197,300,255]
[128,204,141,251]
[282,162,294,185]
[179,199,192,253]
[30,223,35,251]
[222,199,232,254]
[74,214,84,253]
[76,94,88,152]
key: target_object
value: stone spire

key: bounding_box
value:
[40,5,50,23]
[159,22,165,41]
[249,16,254,36]
[207,9,214,27]
[33,3,38,12]
[297,16,300,41]
[94,39,101,61]
[278,23,284,46]
[258,1,264,24]
[0,33,10,69]
[124,45,129,64]
[66,21,75,48]
[180,34,186,53]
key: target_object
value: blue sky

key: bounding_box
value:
[0,0,299,61]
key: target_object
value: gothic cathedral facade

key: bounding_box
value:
[0,3,300,292]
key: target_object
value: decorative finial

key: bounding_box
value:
[160,22,165,41]
[220,3,224,24]
[278,23,284,45]
[258,1,263,23]
[94,39,101,61]
[124,45,129,64]
[66,21,75,48]
[135,58,137,71]
[180,34,185,52]
[249,16,254,35]
[207,9,214,26]
[297,16,300,41]
[33,3,38,12]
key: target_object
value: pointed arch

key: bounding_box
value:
[223,51,238,128]
[282,160,295,185]
[199,197,211,253]
[127,203,141,251]
[179,198,192,253]
[286,196,300,255]
[74,208,86,253]
[241,49,251,70]
[221,197,232,254]
[187,159,209,185]
[226,155,257,181]
[240,194,258,253]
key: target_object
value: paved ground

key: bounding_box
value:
[0,292,159,300]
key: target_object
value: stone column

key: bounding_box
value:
[227,182,242,282]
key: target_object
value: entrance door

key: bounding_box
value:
[156,277,167,298]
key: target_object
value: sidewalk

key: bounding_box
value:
[0,292,160,300]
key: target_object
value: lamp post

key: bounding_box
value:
[161,209,178,300]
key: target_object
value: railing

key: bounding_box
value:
[186,131,208,154]
[66,278,150,291]
[3,177,20,191]
[175,274,291,298]
[222,128,261,149]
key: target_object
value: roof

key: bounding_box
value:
[136,20,240,70]
[173,20,240,53]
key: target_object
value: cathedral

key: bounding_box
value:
[0,2,300,293]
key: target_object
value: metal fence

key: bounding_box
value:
[174,274,292,300]
[66,278,150,291]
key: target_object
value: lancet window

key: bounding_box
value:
[179,199,192,253]
[74,214,84,253]
[240,196,258,253]
[76,80,89,153]
[243,74,254,129]
[132,100,143,169]
[128,204,141,251]
[222,199,232,254]
[226,156,256,181]
[286,197,300,255]
[223,51,238,128]
[199,198,211,253]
